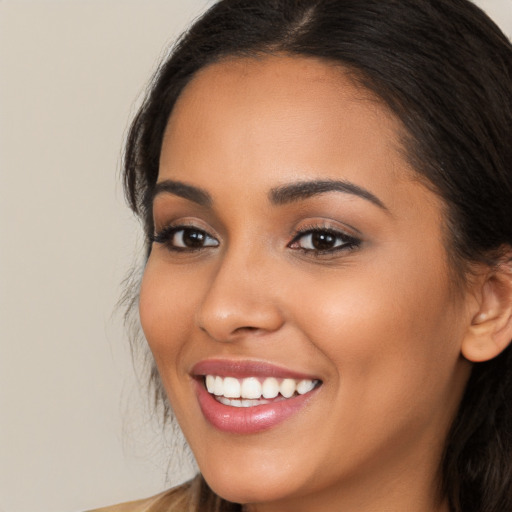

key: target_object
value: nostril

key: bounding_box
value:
[235,326,258,333]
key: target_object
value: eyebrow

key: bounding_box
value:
[269,179,387,210]
[152,180,212,207]
[152,178,387,211]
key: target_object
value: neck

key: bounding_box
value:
[243,443,449,512]
[243,480,450,512]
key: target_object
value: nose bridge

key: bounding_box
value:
[196,242,283,342]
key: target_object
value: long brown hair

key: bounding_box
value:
[123,1,512,510]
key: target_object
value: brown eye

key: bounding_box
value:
[181,229,206,247]
[172,228,218,249]
[310,232,337,251]
[151,226,219,251]
[289,228,360,254]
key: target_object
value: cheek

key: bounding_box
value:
[138,258,199,376]
[294,246,465,412]
[284,255,469,474]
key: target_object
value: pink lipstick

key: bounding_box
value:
[192,359,321,434]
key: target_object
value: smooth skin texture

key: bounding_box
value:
[139,56,505,512]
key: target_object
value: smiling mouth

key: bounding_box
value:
[204,375,321,408]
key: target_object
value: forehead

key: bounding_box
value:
[159,54,414,199]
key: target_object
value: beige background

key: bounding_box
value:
[1,1,510,511]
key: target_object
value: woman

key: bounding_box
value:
[95,0,512,511]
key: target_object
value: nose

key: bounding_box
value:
[196,250,285,343]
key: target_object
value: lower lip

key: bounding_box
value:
[195,380,319,434]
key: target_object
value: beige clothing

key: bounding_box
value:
[87,481,194,512]
[86,477,242,512]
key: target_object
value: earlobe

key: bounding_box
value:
[462,261,512,363]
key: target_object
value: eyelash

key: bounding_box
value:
[151,224,361,256]
[288,225,361,255]
[150,225,219,252]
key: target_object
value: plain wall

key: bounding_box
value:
[0,2,210,511]
[1,1,511,511]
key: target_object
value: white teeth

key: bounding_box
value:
[205,375,215,394]
[241,377,262,399]
[262,377,279,399]
[204,375,318,403]
[297,379,316,395]
[214,376,224,396]
[218,397,272,408]
[280,378,296,398]
[223,377,241,398]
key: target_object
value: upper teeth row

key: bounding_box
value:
[205,375,317,399]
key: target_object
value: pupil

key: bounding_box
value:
[184,229,205,247]
[312,232,335,250]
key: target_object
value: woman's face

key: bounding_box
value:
[140,56,473,511]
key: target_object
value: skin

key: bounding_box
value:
[139,55,478,512]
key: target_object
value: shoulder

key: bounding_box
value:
[86,480,194,512]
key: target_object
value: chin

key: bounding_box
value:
[197,452,308,506]
[204,471,296,506]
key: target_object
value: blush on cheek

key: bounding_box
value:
[138,270,163,346]
[139,261,202,374]
[139,269,180,354]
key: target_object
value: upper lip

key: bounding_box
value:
[191,358,321,381]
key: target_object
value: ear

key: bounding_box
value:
[462,258,512,362]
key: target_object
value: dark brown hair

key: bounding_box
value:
[123,1,512,510]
